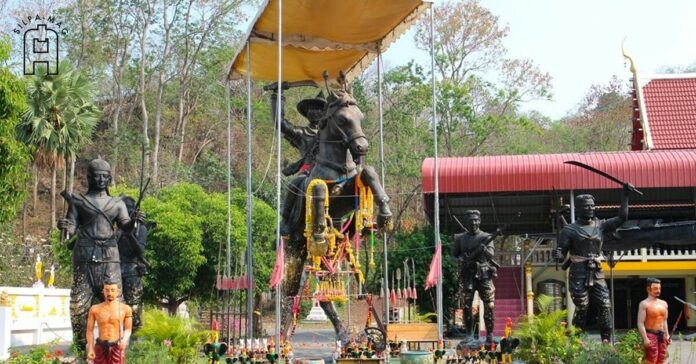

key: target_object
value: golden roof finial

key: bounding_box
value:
[622,37,637,74]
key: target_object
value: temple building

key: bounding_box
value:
[421,70,696,334]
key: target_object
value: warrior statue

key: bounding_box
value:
[117,196,148,333]
[58,158,143,350]
[271,91,325,236]
[554,183,631,342]
[452,210,497,343]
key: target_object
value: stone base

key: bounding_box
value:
[456,336,498,352]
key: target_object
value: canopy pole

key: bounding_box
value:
[245,41,255,340]
[429,4,443,341]
[225,74,233,345]
[274,0,283,354]
[377,51,390,338]
[226,81,232,280]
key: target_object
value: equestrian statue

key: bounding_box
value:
[269,75,392,345]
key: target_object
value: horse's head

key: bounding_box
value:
[321,90,368,156]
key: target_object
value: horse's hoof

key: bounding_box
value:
[377,214,393,232]
[338,329,351,346]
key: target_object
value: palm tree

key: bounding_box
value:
[17,60,100,229]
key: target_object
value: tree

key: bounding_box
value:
[414,0,508,85]
[413,0,552,157]
[0,36,30,225]
[172,0,245,169]
[151,0,183,182]
[126,183,277,314]
[17,60,100,229]
[142,194,205,313]
[558,76,631,152]
[58,0,139,183]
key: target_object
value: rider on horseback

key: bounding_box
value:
[271,91,326,236]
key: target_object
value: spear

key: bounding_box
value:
[390,272,396,307]
[404,260,411,321]
[404,260,411,299]
[396,267,402,300]
[411,258,418,300]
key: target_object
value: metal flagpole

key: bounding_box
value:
[245,41,255,340]
[377,51,390,339]
[274,0,283,353]
[429,4,443,340]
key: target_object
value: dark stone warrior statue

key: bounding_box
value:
[117,196,148,334]
[57,158,143,350]
[271,92,326,235]
[554,184,630,342]
[452,210,497,343]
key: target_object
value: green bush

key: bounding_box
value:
[126,339,176,364]
[571,329,642,364]
[133,308,211,364]
[4,342,65,364]
[513,295,581,364]
[613,329,645,364]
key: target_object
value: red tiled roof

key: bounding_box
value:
[642,77,696,149]
[421,150,696,194]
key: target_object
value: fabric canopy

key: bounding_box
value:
[228,0,430,82]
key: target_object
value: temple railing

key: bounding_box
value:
[524,246,696,265]
[495,250,523,266]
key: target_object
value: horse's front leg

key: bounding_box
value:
[319,301,350,345]
[359,165,393,230]
[280,237,307,340]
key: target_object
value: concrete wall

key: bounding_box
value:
[0,287,72,360]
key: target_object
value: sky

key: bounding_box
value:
[383,0,696,119]
[8,0,695,120]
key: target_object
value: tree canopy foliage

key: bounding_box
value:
[0,36,30,224]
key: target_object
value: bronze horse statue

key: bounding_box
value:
[280,89,391,344]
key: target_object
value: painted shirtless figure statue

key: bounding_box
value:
[637,277,670,364]
[87,282,133,364]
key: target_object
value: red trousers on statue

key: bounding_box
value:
[94,339,125,364]
[644,331,668,364]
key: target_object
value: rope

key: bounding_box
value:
[253,123,276,195]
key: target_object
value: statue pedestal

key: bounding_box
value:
[304,298,328,321]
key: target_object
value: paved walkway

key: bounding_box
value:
[9,327,695,363]
[289,328,696,363]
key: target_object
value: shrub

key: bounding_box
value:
[126,339,176,364]
[5,342,65,364]
[513,295,581,364]
[132,308,211,364]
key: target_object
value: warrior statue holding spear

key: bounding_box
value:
[58,158,144,351]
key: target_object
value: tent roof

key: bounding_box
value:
[421,150,696,235]
[422,150,696,194]
[228,0,430,82]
